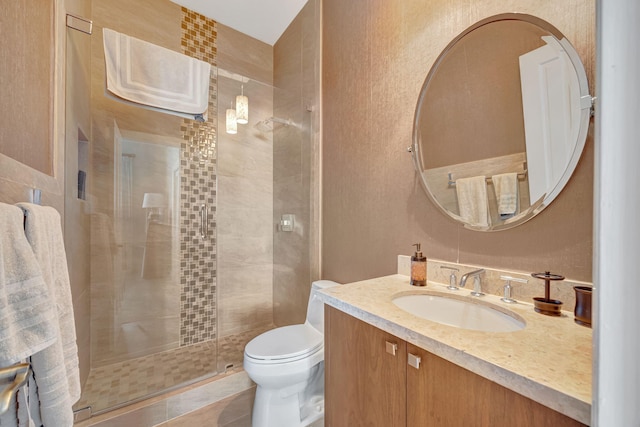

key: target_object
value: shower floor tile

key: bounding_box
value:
[218,325,273,369]
[75,326,273,416]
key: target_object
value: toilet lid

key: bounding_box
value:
[245,324,323,361]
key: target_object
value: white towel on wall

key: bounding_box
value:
[17,203,80,427]
[456,176,490,228]
[103,27,211,121]
[0,203,57,366]
[0,386,36,427]
[0,203,57,427]
[492,172,519,218]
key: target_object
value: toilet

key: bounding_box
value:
[243,280,340,427]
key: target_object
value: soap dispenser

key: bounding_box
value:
[410,243,427,286]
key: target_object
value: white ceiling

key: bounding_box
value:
[170,0,308,46]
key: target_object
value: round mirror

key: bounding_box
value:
[412,14,592,231]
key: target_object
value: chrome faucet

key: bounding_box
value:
[440,265,459,290]
[459,269,485,297]
[500,275,528,303]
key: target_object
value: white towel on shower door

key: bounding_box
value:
[456,176,490,228]
[103,27,211,121]
[18,203,81,427]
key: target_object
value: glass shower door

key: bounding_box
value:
[71,115,219,415]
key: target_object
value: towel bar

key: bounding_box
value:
[447,170,528,187]
[0,363,31,416]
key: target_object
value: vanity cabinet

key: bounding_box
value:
[325,306,586,426]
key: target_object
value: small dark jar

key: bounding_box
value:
[573,286,593,327]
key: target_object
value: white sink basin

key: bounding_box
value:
[392,294,525,332]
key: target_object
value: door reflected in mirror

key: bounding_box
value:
[411,14,592,231]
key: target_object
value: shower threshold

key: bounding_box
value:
[73,368,254,427]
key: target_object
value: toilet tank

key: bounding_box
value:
[305,280,340,333]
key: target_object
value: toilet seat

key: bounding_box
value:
[245,324,323,363]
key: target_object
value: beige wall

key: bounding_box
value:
[0,0,65,211]
[272,0,322,326]
[0,0,54,175]
[322,0,595,284]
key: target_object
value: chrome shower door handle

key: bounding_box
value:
[200,204,208,239]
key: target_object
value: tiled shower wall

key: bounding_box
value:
[273,0,322,326]
[179,8,218,346]
[83,0,312,374]
[215,22,275,339]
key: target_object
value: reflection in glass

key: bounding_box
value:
[109,128,181,364]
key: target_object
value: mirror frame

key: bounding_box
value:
[411,13,592,231]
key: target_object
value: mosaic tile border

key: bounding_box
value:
[179,8,218,346]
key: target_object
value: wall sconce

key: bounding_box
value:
[142,192,166,223]
[226,106,237,134]
[236,84,248,125]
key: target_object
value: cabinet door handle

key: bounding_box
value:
[385,341,398,356]
[408,353,421,369]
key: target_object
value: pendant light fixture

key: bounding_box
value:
[226,102,237,134]
[235,84,249,125]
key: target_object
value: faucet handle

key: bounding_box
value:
[500,275,528,284]
[440,266,459,290]
[500,276,527,303]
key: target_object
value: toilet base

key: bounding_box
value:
[251,363,324,427]
[252,390,324,427]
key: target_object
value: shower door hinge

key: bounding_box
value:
[73,406,92,422]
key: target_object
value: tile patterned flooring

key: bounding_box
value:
[75,326,272,415]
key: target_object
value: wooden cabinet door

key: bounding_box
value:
[325,306,406,427]
[407,343,586,427]
[407,343,495,426]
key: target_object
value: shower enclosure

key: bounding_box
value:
[68,71,287,414]
[65,1,320,416]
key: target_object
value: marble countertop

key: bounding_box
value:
[319,274,592,425]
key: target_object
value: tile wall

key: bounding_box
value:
[215,25,275,338]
